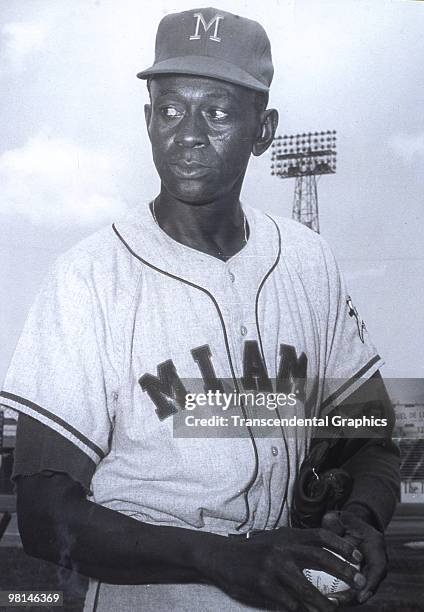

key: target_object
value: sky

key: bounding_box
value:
[0,0,423,403]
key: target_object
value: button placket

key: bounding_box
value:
[222,263,247,377]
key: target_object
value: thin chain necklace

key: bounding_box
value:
[151,199,249,250]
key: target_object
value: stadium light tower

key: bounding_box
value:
[270,131,337,233]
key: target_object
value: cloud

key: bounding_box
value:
[390,132,424,163]
[0,133,129,227]
[2,21,49,69]
[344,263,387,281]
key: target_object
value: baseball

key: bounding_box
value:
[303,548,361,596]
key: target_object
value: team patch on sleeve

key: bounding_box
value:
[317,237,384,412]
[346,295,366,343]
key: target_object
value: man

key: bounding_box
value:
[1,8,399,612]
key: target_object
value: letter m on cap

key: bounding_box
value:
[189,12,224,43]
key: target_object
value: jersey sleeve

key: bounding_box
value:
[12,414,96,492]
[0,253,119,466]
[319,240,384,415]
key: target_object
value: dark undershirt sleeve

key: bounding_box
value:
[341,439,400,531]
[12,414,96,493]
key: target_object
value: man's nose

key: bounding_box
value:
[174,112,209,148]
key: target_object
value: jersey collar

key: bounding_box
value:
[113,201,281,293]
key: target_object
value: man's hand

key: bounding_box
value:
[195,526,366,612]
[322,510,388,606]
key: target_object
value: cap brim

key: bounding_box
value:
[137,55,269,93]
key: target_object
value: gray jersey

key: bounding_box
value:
[1,202,382,610]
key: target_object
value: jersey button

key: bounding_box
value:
[240,325,247,336]
[271,446,279,457]
[229,272,235,282]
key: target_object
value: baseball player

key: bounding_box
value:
[1,8,399,612]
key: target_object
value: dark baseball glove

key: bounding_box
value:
[291,438,353,529]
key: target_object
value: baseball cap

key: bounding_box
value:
[137,7,273,92]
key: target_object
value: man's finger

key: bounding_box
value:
[329,588,357,606]
[359,547,388,598]
[258,584,300,611]
[307,547,365,590]
[357,589,373,604]
[318,528,363,564]
[321,512,345,536]
[335,511,370,538]
[278,569,337,612]
[304,603,329,612]
[263,580,313,612]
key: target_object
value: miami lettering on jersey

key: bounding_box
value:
[140,341,307,421]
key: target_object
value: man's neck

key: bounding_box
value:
[151,189,249,261]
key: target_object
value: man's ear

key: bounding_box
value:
[252,108,279,157]
[144,103,152,136]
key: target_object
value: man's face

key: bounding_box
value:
[145,75,264,204]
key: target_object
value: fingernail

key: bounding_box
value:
[328,596,339,606]
[353,549,363,562]
[354,573,367,589]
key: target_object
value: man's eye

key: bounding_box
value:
[161,106,182,118]
[207,109,228,120]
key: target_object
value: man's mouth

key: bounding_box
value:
[169,161,211,179]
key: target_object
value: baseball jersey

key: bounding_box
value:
[1,202,383,610]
